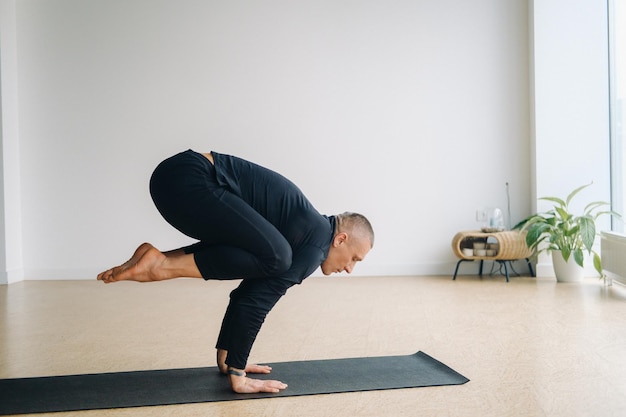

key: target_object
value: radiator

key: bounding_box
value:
[601,231,626,286]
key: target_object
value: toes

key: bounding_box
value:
[97,269,116,283]
[96,270,109,281]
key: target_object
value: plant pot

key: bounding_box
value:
[551,251,584,283]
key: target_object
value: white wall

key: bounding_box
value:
[530,0,611,276]
[0,0,24,284]
[11,0,532,280]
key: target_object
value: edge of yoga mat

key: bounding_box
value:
[0,351,469,415]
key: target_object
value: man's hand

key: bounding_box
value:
[217,349,274,375]
[228,368,288,394]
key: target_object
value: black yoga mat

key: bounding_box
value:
[0,351,468,415]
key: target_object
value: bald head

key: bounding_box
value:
[335,212,374,248]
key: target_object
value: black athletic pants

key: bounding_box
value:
[148,150,292,279]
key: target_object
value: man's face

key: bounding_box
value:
[320,233,371,275]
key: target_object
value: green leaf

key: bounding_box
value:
[532,235,549,250]
[565,224,580,237]
[579,216,596,251]
[594,210,621,221]
[573,249,584,267]
[526,224,548,247]
[592,251,603,276]
[561,246,571,261]
[566,182,592,206]
[513,215,545,231]
[512,217,531,230]
[584,201,609,214]
[540,196,566,208]
[555,207,570,221]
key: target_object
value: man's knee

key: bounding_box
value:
[263,242,292,276]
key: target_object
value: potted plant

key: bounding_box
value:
[513,183,619,282]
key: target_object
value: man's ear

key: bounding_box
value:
[333,232,348,247]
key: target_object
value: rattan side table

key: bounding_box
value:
[451,230,535,282]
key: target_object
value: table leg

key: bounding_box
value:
[525,258,535,277]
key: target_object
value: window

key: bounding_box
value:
[610,0,626,232]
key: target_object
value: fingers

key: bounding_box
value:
[229,375,288,394]
[249,378,288,393]
[261,379,288,393]
[245,364,272,374]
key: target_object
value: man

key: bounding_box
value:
[97,149,374,394]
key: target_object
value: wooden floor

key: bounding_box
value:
[1,273,626,417]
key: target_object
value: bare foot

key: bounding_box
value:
[97,243,167,283]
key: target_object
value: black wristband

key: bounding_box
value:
[227,369,246,377]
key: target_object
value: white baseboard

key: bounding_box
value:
[0,268,25,284]
[20,260,538,281]
[22,268,98,281]
[535,261,602,278]
[311,259,535,278]
[535,262,555,278]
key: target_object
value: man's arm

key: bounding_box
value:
[216,247,324,393]
[217,278,291,368]
[216,278,293,393]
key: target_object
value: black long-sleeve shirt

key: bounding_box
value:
[211,152,335,369]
